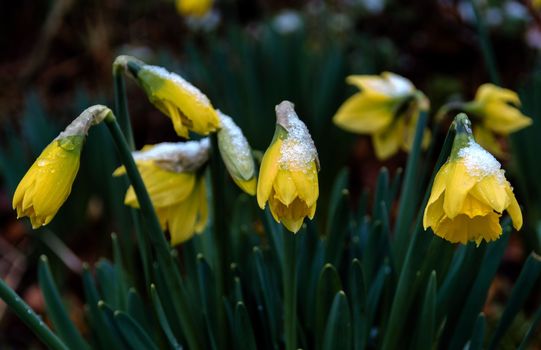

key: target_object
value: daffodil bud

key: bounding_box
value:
[114,139,210,245]
[423,113,522,245]
[118,55,220,138]
[461,83,532,157]
[13,105,111,228]
[257,101,319,233]
[333,72,431,160]
[216,111,257,195]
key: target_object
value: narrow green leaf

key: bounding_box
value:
[95,259,119,308]
[412,271,437,350]
[366,263,390,335]
[372,167,389,220]
[197,254,219,350]
[253,246,279,346]
[468,313,486,350]
[38,256,90,350]
[488,253,541,349]
[325,170,351,268]
[114,311,159,350]
[234,302,258,350]
[449,227,511,350]
[82,265,125,350]
[127,288,152,335]
[111,233,128,310]
[349,259,367,350]
[322,291,352,350]
[518,304,541,350]
[315,264,342,350]
[150,285,181,350]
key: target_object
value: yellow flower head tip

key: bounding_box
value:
[122,56,220,138]
[114,139,210,245]
[13,105,111,229]
[176,0,213,17]
[257,101,319,233]
[217,111,257,195]
[423,113,523,245]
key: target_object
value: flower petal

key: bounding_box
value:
[505,182,523,230]
[333,93,394,134]
[443,161,477,219]
[372,120,403,160]
[257,139,282,208]
[469,174,509,214]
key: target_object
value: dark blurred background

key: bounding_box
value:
[1,0,541,347]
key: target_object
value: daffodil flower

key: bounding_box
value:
[121,56,220,138]
[462,84,532,157]
[114,139,210,245]
[216,111,257,195]
[423,114,522,245]
[257,101,319,233]
[175,0,213,17]
[13,105,111,228]
[333,72,431,160]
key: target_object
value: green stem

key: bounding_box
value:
[283,232,297,350]
[471,0,502,85]
[382,125,457,350]
[104,113,203,350]
[113,67,152,287]
[0,278,68,350]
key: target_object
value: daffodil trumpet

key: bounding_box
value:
[423,113,523,245]
[13,105,111,229]
[257,100,320,233]
[116,55,221,139]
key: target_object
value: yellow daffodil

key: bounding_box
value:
[175,0,213,17]
[121,56,220,138]
[423,114,522,245]
[13,105,110,229]
[462,83,532,157]
[257,101,319,233]
[114,139,210,245]
[216,111,256,195]
[333,72,431,160]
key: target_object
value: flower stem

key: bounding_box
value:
[104,112,203,350]
[0,278,68,350]
[471,0,502,85]
[283,232,297,350]
[113,67,152,286]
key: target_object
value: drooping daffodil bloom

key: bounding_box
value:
[13,105,111,228]
[119,56,220,138]
[114,139,210,245]
[333,72,431,160]
[175,0,213,17]
[462,83,532,157]
[216,111,257,195]
[423,114,522,245]
[257,101,319,233]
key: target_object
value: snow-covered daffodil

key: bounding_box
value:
[423,114,522,245]
[217,111,257,195]
[121,56,220,138]
[175,0,213,17]
[257,101,319,233]
[462,83,532,157]
[114,139,210,245]
[333,72,431,160]
[13,105,111,228]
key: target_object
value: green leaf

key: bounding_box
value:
[518,303,541,350]
[349,259,367,350]
[322,291,352,350]
[114,311,159,350]
[234,302,258,350]
[127,288,152,335]
[372,167,389,221]
[488,253,541,349]
[111,233,129,310]
[366,263,390,336]
[315,264,342,350]
[150,285,182,350]
[412,271,437,350]
[467,313,486,350]
[95,259,119,308]
[449,227,511,350]
[253,246,279,346]
[325,169,351,268]
[196,254,219,350]
[38,256,91,350]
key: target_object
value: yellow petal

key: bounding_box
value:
[434,212,502,244]
[257,139,282,208]
[290,163,319,207]
[333,93,394,134]
[423,194,445,230]
[372,120,403,160]
[232,176,256,196]
[168,190,199,245]
[443,161,477,219]
[483,104,532,134]
[460,194,493,218]
[469,174,509,213]
[505,182,523,230]
[475,83,520,106]
[273,170,297,206]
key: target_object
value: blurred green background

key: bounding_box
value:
[1,0,541,348]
